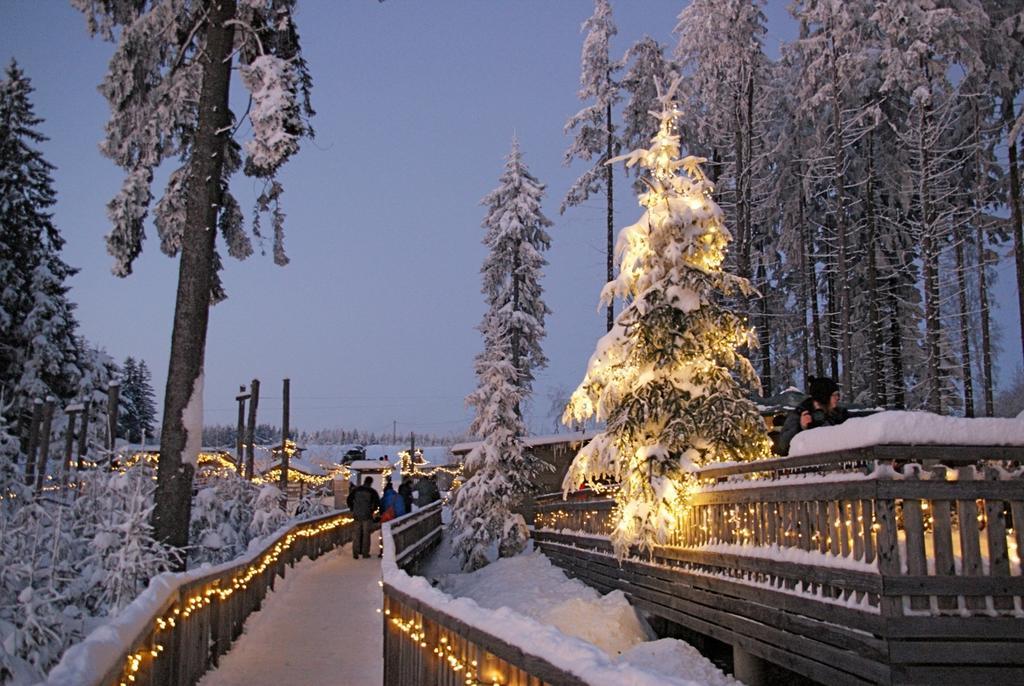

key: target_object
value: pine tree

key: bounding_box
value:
[0,61,83,409]
[119,357,158,444]
[75,0,314,557]
[451,140,552,571]
[561,0,622,332]
[479,137,552,396]
[621,37,677,193]
[563,84,771,557]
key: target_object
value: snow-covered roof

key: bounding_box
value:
[260,455,327,476]
[451,431,597,455]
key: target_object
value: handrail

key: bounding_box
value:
[696,444,1024,480]
[42,509,355,686]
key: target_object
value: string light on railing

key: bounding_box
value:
[115,513,353,685]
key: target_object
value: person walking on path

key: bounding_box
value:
[379,480,406,522]
[414,474,440,507]
[777,376,849,456]
[346,477,380,559]
[398,478,414,513]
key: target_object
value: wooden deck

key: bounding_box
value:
[529,445,1024,686]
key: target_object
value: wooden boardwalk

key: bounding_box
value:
[199,538,383,686]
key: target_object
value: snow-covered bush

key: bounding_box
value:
[248,485,289,544]
[189,475,258,566]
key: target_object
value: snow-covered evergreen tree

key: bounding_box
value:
[119,357,157,444]
[450,140,552,571]
[189,475,257,565]
[479,137,552,397]
[451,321,532,571]
[248,485,288,543]
[74,0,315,554]
[621,37,677,192]
[563,84,771,557]
[0,61,84,410]
[562,0,622,332]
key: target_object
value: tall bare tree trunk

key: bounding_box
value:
[153,0,237,559]
[1004,94,1024,369]
[954,224,975,416]
[605,99,614,332]
[830,33,851,395]
[887,287,906,408]
[865,129,884,406]
[796,184,812,383]
[975,103,995,416]
[919,101,943,414]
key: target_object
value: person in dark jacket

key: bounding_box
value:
[346,477,380,559]
[398,479,414,514]
[414,474,440,507]
[777,376,849,456]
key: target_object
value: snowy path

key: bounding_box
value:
[198,536,383,686]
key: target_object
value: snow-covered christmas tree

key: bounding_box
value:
[451,138,552,571]
[562,81,771,557]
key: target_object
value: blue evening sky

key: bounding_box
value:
[1,1,1019,439]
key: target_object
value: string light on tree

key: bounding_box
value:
[561,79,771,557]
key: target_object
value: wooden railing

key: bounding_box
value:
[531,445,1024,686]
[44,510,356,686]
[381,502,590,686]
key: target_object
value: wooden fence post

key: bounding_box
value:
[77,399,91,469]
[63,403,79,482]
[24,398,43,485]
[245,378,260,480]
[279,378,290,509]
[235,385,249,476]
[106,381,120,465]
[34,397,55,493]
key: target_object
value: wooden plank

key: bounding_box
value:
[537,540,885,635]
[985,496,1015,612]
[884,576,1024,596]
[885,616,1024,639]
[931,492,958,611]
[862,499,876,564]
[627,595,879,686]
[902,490,929,611]
[891,665,1024,685]
[652,545,882,594]
[873,499,902,618]
[698,445,1024,481]
[569,562,890,683]
[957,468,987,612]
[889,640,1024,665]
[542,546,888,660]
[693,481,876,506]
[876,480,1024,501]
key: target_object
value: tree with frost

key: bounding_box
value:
[119,357,157,444]
[75,0,315,557]
[248,485,289,543]
[479,137,552,397]
[563,84,772,557]
[189,475,257,565]
[451,140,552,571]
[0,61,84,409]
[451,323,533,571]
[562,0,622,332]
[621,37,677,192]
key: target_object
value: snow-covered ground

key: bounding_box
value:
[409,536,741,686]
[198,537,383,686]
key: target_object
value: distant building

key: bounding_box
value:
[450,431,597,495]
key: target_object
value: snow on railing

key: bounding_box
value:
[40,510,356,686]
[381,502,699,686]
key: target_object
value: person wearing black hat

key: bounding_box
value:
[776,376,849,455]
